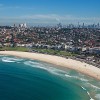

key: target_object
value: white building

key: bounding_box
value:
[19,23,27,28]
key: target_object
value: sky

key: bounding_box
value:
[0,0,100,25]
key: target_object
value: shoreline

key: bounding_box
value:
[0,51,100,80]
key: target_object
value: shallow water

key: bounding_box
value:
[0,55,100,100]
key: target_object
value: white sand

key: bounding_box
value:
[0,51,100,80]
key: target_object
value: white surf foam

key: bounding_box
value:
[90,98,94,100]
[81,86,87,91]
[24,61,48,70]
[95,94,100,100]
[2,57,23,63]
[24,61,89,82]
[87,91,95,100]
[24,60,97,100]
[24,61,67,76]
[65,74,88,82]
[81,86,94,100]
[86,83,100,90]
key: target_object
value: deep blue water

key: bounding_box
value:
[0,55,100,100]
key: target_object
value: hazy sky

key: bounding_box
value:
[0,0,100,25]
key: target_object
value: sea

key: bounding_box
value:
[0,55,100,100]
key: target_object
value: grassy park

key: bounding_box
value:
[0,47,29,52]
[0,47,77,57]
[32,48,77,57]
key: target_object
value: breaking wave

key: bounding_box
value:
[24,60,100,100]
[1,57,23,63]
[24,61,90,82]
[65,74,89,82]
[0,56,99,100]
[81,86,94,100]
[95,94,100,100]
[86,83,100,90]
[24,61,67,76]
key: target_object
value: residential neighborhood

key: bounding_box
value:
[0,24,100,67]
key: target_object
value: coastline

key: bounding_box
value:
[0,51,100,80]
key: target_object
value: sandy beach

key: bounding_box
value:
[0,51,100,80]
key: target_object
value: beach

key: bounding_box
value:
[0,51,100,80]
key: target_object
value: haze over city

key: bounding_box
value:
[0,0,100,100]
[0,0,100,26]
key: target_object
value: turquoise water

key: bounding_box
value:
[0,55,100,100]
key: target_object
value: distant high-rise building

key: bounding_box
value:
[20,24,24,28]
[57,23,62,28]
[19,24,21,28]
[82,23,85,28]
[13,24,16,27]
[23,23,27,28]
[78,22,80,28]
[97,23,99,28]
[19,23,27,28]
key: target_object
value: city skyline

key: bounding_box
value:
[0,0,100,25]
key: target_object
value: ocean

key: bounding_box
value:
[0,55,100,100]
